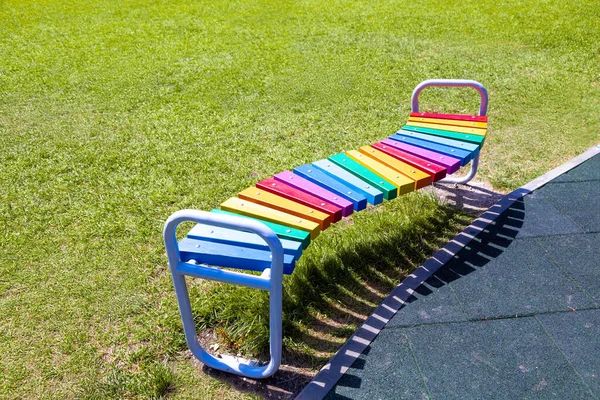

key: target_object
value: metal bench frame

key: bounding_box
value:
[164,79,488,379]
[164,210,284,378]
[411,79,489,185]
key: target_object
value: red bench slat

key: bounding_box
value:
[257,178,343,223]
[410,112,487,123]
[371,141,447,182]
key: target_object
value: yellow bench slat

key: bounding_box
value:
[346,150,414,195]
[220,197,320,239]
[239,187,331,230]
[405,121,487,136]
[408,116,488,129]
[359,145,431,190]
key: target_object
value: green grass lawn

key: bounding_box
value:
[1,0,599,398]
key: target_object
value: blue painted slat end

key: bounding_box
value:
[188,224,303,261]
[179,238,296,275]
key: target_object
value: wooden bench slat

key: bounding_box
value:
[410,112,488,122]
[359,145,431,189]
[312,159,384,205]
[188,224,303,260]
[402,125,485,145]
[380,138,461,174]
[408,116,487,129]
[346,150,415,195]
[371,141,447,182]
[405,121,487,136]
[257,177,343,223]
[220,197,321,239]
[179,237,296,275]
[211,209,311,249]
[389,133,474,166]
[274,171,354,217]
[239,187,331,230]
[328,153,398,200]
[294,165,368,211]
[397,129,480,153]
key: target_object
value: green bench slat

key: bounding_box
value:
[210,209,311,249]
[328,153,398,200]
[402,125,485,145]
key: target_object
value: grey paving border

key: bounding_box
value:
[295,144,600,400]
[522,144,600,191]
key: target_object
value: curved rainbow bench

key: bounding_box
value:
[164,79,489,378]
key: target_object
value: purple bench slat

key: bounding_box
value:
[380,138,461,174]
[274,170,354,217]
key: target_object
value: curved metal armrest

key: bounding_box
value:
[411,79,489,185]
[411,79,488,116]
[163,209,284,379]
[163,209,285,283]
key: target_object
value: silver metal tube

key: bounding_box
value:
[163,209,283,378]
[410,79,488,184]
[411,79,488,116]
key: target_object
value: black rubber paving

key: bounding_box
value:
[327,153,600,399]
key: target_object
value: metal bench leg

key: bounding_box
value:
[439,154,480,185]
[411,79,488,185]
[163,210,283,379]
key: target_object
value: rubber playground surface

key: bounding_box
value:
[299,148,600,399]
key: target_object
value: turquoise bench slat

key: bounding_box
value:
[397,129,480,153]
[328,153,398,200]
[210,209,311,249]
[402,125,485,145]
[293,165,368,211]
[389,133,475,166]
[188,224,303,260]
[178,237,297,275]
[312,159,384,205]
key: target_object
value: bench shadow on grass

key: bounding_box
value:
[280,183,506,363]
[329,191,527,397]
[432,182,505,215]
[201,185,511,399]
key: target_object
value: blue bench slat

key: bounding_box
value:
[397,129,480,153]
[178,237,296,275]
[402,125,485,145]
[188,224,303,260]
[293,165,368,211]
[312,160,384,205]
[389,133,475,166]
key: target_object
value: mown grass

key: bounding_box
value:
[1,0,599,398]
[190,193,470,359]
